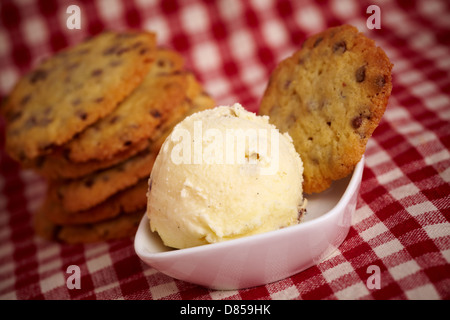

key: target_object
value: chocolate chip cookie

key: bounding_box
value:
[24,138,151,180]
[63,48,189,163]
[35,208,143,244]
[44,178,148,225]
[2,31,157,161]
[259,25,393,193]
[55,147,158,212]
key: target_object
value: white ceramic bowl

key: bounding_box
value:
[134,157,364,290]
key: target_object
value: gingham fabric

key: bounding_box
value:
[0,0,449,300]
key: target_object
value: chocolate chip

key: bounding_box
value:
[30,69,48,83]
[91,69,103,77]
[327,121,331,126]
[8,110,22,122]
[150,110,161,118]
[286,113,297,126]
[375,75,386,88]
[139,48,149,55]
[333,41,346,54]
[66,62,80,70]
[284,80,292,90]
[184,96,193,104]
[124,140,132,146]
[352,116,363,129]
[24,114,53,128]
[103,45,119,55]
[94,97,104,103]
[117,47,130,55]
[71,98,81,106]
[43,106,52,116]
[128,123,140,129]
[355,66,366,82]
[20,94,31,106]
[37,116,52,127]
[313,37,323,48]
[77,111,88,120]
[84,179,94,188]
[109,60,122,67]
[132,41,143,49]
[109,115,120,124]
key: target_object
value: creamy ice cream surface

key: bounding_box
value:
[147,103,305,249]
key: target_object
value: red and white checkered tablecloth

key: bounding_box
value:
[0,0,449,300]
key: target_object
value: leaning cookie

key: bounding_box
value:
[259,25,392,193]
[2,31,156,162]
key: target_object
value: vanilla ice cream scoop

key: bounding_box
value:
[147,103,305,249]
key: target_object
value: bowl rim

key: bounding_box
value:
[135,155,365,259]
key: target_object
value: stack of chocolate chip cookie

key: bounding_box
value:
[1,31,215,244]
